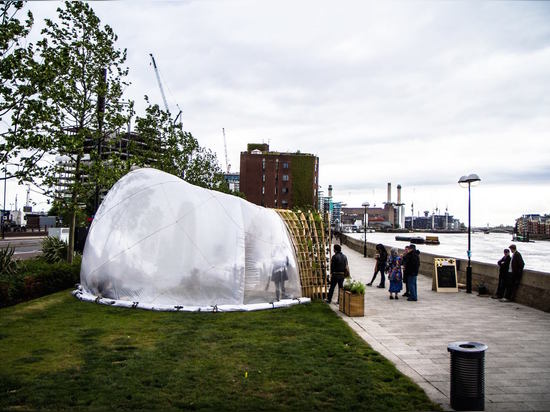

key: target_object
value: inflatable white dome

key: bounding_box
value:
[74,168,309,312]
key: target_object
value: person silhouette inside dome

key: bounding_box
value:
[267,256,289,301]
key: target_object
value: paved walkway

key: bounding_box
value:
[331,244,550,411]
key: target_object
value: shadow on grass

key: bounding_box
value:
[0,291,442,411]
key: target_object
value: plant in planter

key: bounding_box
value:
[340,278,365,317]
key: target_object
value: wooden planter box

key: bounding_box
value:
[339,290,364,317]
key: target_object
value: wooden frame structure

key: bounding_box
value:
[276,210,330,300]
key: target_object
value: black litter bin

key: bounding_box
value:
[447,341,488,411]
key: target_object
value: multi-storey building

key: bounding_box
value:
[515,214,550,239]
[341,204,396,229]
[239,143,318,209]
[404,211,460,231]
[223,173,240,193]
[339,183,405,230]
[55,129,161,209]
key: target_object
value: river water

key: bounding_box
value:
[348,232,549,273]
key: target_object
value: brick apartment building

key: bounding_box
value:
[239,143,318,209]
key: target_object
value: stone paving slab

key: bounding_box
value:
[330,244,550,411]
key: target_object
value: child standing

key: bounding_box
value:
[387,248,403,299]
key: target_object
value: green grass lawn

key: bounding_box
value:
[0,291,441,411]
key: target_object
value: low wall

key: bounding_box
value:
[341,235,550,313]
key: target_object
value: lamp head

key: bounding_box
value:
[458,174,481,188]
[362,202,370,208]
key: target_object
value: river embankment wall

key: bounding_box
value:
[341,234,550,313]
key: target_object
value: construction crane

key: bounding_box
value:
[149,53,170,114]
[149,53,183,126]
[222,128,230,173]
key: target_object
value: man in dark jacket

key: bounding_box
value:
[492,248,511,299]
[403,244,420,301]
[503,244,524,302]
[326,244,348,304]
[402,245,410,297]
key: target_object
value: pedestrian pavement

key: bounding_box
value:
[330,244,550,411]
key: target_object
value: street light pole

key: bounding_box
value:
[362,201,369,257]
[458,174,481,294]
[1,162,20,240]
[1,166,6,239]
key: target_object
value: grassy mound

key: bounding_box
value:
[0,292,441,411]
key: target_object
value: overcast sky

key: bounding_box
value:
[7,1,550,226]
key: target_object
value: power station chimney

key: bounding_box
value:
[387,182,392,204]
[397,184,402,204]
[328,184,333,198]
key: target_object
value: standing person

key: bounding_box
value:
[403,244,420,301]
[502,244,525,302]
[367,244,388,288]
[268,257,289,301]
[401,246,410,297]
[326,244,349,304]
[492,249,511,300]
[387,248,403,299]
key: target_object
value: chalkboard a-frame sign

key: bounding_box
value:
[434,258,458,292]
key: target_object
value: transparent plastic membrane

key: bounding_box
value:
[76,168,308,311]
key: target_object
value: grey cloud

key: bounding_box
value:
[19,1,550,226]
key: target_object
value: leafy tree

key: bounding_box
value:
[4,2,236,265]
[5,1,130,262]
[0,1,34,172]
[133,99,229,192]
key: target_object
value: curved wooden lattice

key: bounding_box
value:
[276,210,330,300]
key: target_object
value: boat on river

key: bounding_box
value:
[425,236,440,245]
[512,234,535,243]
[395,235,425,244]
[394,235,440,245]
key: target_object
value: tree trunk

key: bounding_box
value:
[67,154,82,264]
[67,206,76,264]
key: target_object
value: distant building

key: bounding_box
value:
[319,184,345,228]
[515,214,550,239]
[319,198,345,230]
[223,173,240,193]
[339,183,406,230]
[341,207,365,230]
[239,143,318,209]
[55,129,159,202]
[405,210,460,231]
[342,204,396,230]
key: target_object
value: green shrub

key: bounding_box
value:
[0,245,18,275]
[41,236,68,263]
[21,258,80,299]
[0,256,81,307]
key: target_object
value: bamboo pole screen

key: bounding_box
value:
[276,210,329,300]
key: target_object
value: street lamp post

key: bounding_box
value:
[458,174,481,294]
[362,201,370,257]
[2,162,21,240]
[1,166,6,240]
